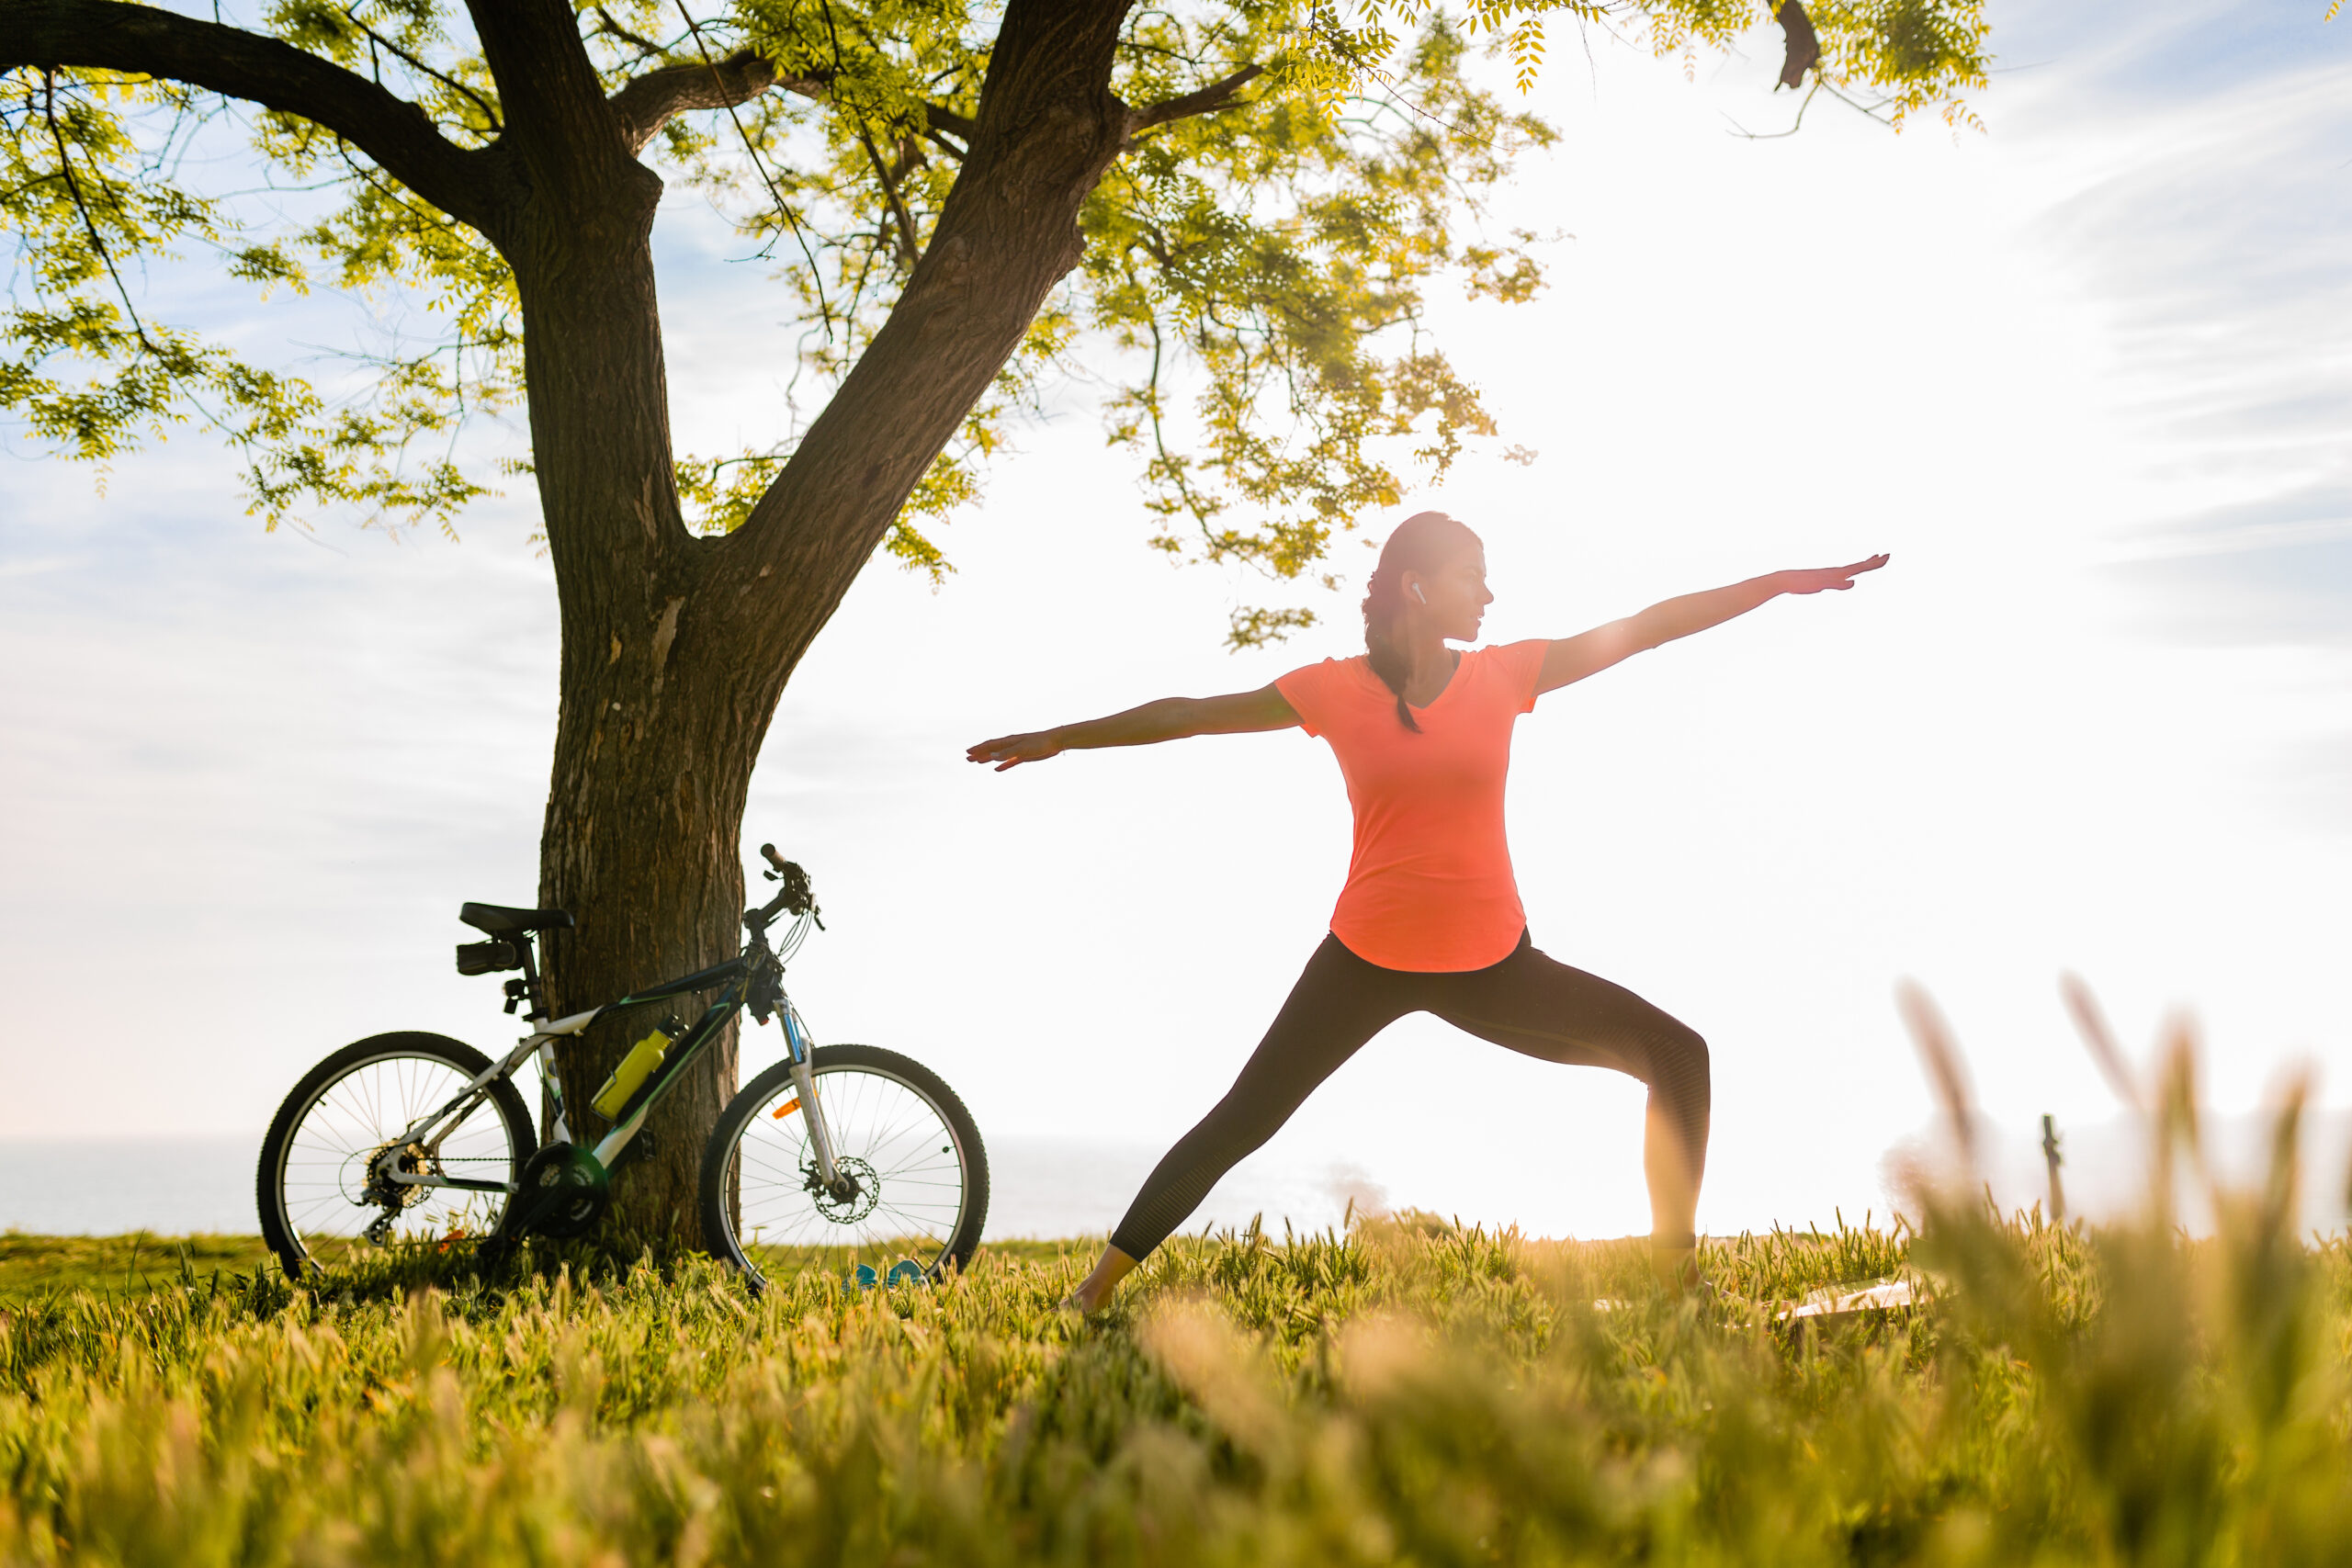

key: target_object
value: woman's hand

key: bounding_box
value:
[967,730,1065,772]
[1776,554,1890,595]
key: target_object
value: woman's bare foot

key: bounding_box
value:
[1650,1232,1702,1292]
[1067,1243,1138,1314]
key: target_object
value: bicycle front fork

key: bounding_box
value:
[781,1001,847,1193]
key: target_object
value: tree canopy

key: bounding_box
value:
[5,0,1987,642]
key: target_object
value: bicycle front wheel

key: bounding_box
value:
[701,1043,988,1287]
[257,1032,535,1277]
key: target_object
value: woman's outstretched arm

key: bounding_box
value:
[1536,554,1889,695]
[967,684,1299,771]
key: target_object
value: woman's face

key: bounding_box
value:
[1409,546,1493,644]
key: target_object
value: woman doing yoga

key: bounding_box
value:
[968,513,1888,1310]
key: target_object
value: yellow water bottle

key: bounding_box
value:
[591,1028,673,1119]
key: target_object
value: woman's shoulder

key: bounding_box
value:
[1463,639,1548,709]
[1277,650,1373,687]
[1464,639,1547,673]
[1467,637,1548,660]
[1274,651,1378,736]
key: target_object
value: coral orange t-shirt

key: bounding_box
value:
[1274,640,1549,972]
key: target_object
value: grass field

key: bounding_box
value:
[3,1160,2348,1567]
[0,1233,275,1305]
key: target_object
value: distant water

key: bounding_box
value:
[6,1114,2346,1241]
[0,1137,263,1236]
[0,1134,1369,1241]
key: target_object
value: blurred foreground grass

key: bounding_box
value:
[2,1186,2346,1565]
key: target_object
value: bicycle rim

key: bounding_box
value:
[271,1051,523,1264]
[726,1063,972,1271]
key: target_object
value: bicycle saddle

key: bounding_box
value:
[458,901,576,934]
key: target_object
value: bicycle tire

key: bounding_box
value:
[701,1043,988,1287]
[257,1032,535,1277]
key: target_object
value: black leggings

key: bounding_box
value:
[1107,930,1710,1260]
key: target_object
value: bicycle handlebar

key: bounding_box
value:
[747,843,821,931]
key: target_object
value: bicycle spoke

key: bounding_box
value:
[268,1049,523,1259]
[719,1058,975,1280]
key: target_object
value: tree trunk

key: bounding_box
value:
[502,156,766,1251]
[495,0,1142,1253]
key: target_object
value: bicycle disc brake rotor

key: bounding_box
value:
[808,1156,880,1225]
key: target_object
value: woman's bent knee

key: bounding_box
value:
[1654,1023,1709,1095]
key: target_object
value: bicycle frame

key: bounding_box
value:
[374,914,842,1201]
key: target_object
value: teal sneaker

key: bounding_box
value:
[885,1259,928,1288]
[844,1263,879,1291]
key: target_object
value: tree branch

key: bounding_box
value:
[854,122,921,267]
[665,3,832,322]
[609,50,829,152]
[592,5,667,60]
[336,0,501,134]
[605,46,967,160]
[461,0,627,183]
[1128,64,1261,134]
[1773,0,1821,91]
[711,0,1137,656]
[1,0,497,231]
[37,68,160,357]
[925,101,978,142]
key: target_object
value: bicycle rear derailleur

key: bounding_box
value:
[358,1140,433,1244]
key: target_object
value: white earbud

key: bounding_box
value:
[1410,583,1429,604]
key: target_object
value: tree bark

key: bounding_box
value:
[514,193,754,1251]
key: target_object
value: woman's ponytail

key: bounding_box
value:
[1361,511,1478,733]
[1362,570,1419,733]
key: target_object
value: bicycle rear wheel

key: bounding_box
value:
[257,1032,535,1276]
[701,1043,988,1288]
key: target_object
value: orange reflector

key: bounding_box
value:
[770,1097,801,1119]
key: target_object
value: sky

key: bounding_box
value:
[3,0,2347,1241]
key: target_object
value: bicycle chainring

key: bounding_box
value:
[506,1142,612,1240]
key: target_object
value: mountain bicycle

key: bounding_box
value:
[254,845,988,1288]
